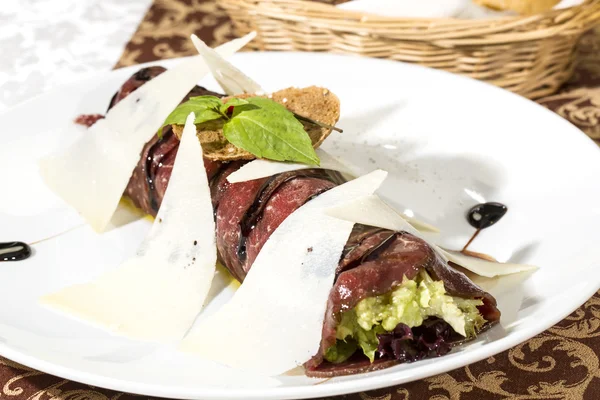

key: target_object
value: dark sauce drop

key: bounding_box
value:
[0,242,32,262]
[466,202,508,230]
[461,202,508,255]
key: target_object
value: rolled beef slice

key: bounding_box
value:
[102,67,501,376]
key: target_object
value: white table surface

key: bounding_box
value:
[0,0,151,112]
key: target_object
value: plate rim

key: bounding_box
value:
[2,51,600,400]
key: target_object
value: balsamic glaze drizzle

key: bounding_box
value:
[144,128,173,213]
[466,202,508,230]
[236,169,345,263]
[361,232,398,263]
[209,161,242,219]
[341,226,389,262]
[463,202,508,253]
[0,242,31,262]
[133,68,153,81]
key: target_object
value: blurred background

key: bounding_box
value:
[1,0,598,112]
[0,0,151,111]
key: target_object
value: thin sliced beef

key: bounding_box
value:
[110,67,226,214]
[305,227,499,376]
[309,356,399,377]
[215,170,344,280]
[107,66,223,111]
[109,67,501,377]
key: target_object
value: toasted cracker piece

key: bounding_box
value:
[172,86,340,161]
[473,0,560,14]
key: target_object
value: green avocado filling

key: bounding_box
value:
[324,270,486,363]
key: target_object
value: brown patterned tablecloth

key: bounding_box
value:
[2,1,600,399]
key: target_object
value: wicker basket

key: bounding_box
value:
[218,0,600,98]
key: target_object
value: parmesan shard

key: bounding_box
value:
[403,214,440,233]
[41,113,217,341]
[228,161,439,232]
[327,195,435,236]
[438,249,538,278]
[180,170,388,375]
[226,149,355,183]
[39,32,256,232]
[191,34,263,96]
[326,195,538,277]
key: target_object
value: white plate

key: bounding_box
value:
[1,52,599,400]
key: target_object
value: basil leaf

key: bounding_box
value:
[223,104,320,165]
[231,104,260,118]
[220,97,249,114]
[245,97,289,112]
[188,95,224,109]
[158,96,224,137]
[163,104,222,126]
[220,97,259,119]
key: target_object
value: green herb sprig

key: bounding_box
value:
[159,95,320,165]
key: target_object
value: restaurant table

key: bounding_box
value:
[1,1,600,399]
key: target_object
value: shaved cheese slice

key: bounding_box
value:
[326,195,538,277]
[180,170,388,375]
[327,194,438,235]
[191,34,263,96]
[229,164,437,232]
[41,113,217,341]
[437,249,538,278]
[226,149,354,183]
[39,33,256,232]
[403,214,440,233]
[227,161,440,233]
